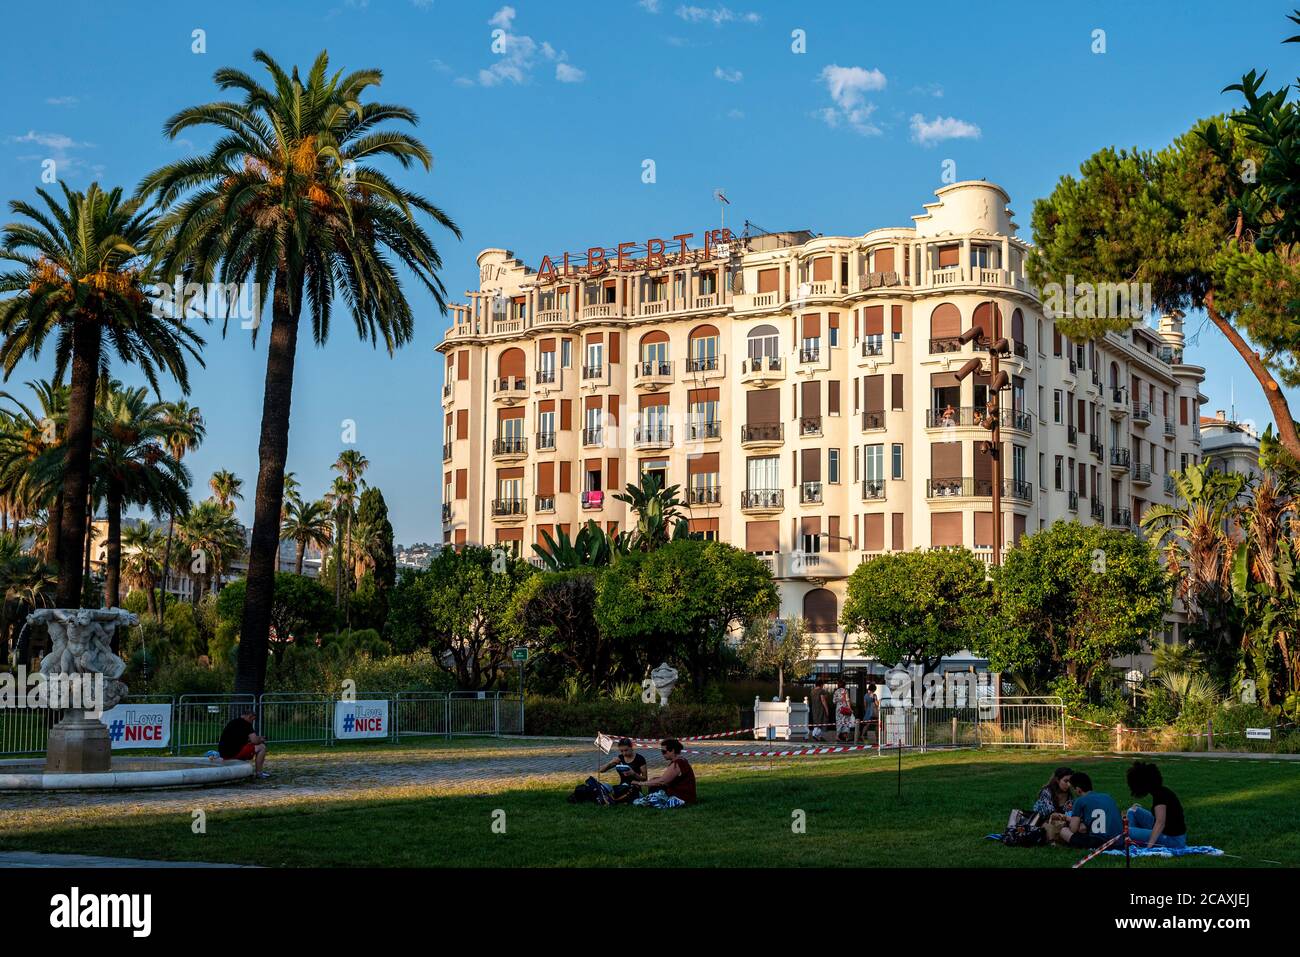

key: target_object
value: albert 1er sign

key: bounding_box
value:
[334,700,390,740]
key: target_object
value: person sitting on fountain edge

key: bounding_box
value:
[218,710,269,778]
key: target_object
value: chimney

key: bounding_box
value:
[1216,410,1227,421]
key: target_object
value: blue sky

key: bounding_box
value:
[1,0,1296,543]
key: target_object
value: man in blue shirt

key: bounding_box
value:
[1061,771,1123,849]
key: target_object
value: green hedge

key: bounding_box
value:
[523,697,741,738]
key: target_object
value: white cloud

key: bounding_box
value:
[714,66,743,83]
[727,108,745,120]
[910,113,981,146]
[676,5,761,26]
[468,6,585,87]
[45,96,78,107]
[9,130,98,178]
[817,65,886,135]
[639,0,662,11]
[12,130,86,151]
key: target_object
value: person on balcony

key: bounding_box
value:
[942,404,956,428]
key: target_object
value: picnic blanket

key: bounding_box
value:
[1103,845,1223,858]
[633,792,687,809]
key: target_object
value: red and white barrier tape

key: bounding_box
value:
[612,722,843,745]
[1072,819,1130,869]
[682,743,878,758]
[1065,714,1247,739]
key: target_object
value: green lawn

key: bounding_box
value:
[3,747,1296,867]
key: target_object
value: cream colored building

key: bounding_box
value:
[436,181,1208,662]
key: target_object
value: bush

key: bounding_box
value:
[137,657,234,698]
[522,697,740,737]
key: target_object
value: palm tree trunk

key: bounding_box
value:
[104,482,123,610]
[235,269,300,697]
[159,511,174,623]
[144,576,157,619]
[55,321,100,608]
[295,539,305,576]
[47,489,62,565]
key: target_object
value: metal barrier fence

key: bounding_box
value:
[0,690,524,756]
[977,696,1066,747]
[876,697,1065,751]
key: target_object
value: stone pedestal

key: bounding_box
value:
[44,710,111,773]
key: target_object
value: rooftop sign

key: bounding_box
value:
[535,228,734,282]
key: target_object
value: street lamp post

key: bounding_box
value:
[953,301,1011,566]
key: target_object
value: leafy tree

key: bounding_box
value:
[386,545,531,689]
[354,486,395,590]
[986,522,1169,691]
[509,569,622,691]
[596,539,778,693]
[216,572,334,666]
[737,615,818,698]
[843,548,992,675]
[0,183,203,607]
[142,50,460,696]
[613,471,688,551]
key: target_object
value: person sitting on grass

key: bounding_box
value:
[218,710,269,778]
[638,738,696,805]
[1059,771,1122,849]
[1032,766,1074,820]
[1125,760,1188,849]
[599,737,648,803]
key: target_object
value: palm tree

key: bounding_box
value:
[533,520,627,570]
[0,380,67,559]
[177,499,244,603]
[0,182,204,608]
[281,497,331,576]
[0,531,54,665]
[93,385,192,608]
[208,469,243,510]
[121,521,167,619]
[276,471,301,572]
[324,475,357,608]
[332,449,369,589]
[141,50,459,694]
[157,400,204,619]
[613,472,687,551]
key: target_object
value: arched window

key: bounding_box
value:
[1109,361,1120,391]
[497,347,526,384]
[972,302,1002,342]
[688,323,720,372]
[1011,308,1025,348]
[639,330,669,372]
[746,323,780,360]
[803,588,838,634]
[930,303,962,348]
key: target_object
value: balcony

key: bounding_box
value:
[861,337,884,358]
[741,354,785,385]
[492,436,528,460]
[741,488,784,512]
[1111,507,1133,528]
[1067,425,1078,446]
[687,420,721,442]
[535,308,569,326]
[783,550,849,580]
[1131,463,1152,485]
[442,442,452,461]
[492,376,528,404]
[685,355,722,377]
[1110,389,1128,415]
[929,337,962,354]
[799,347,821,364]
[687,485,721,506]
[580,303,623,321]
[1133,402,1151,424]
[734,290,782,312]
[800,481,823,504]
[1013,341,1029,358]
[741,422,784,447]
[633,424,674,450]
[633,359,673,389]
[1068,357,1078,376]
[862,410,886,431]
[638,299,670,318]
[581,364,604,381]
[926,477,1033,502]
[581,490,605,510]
[1091,498,1105,521]
[535,431,556,452]
[491,498,527,520]
[535,495,556,513]
[1164,474,1176,495]
[442,382,453,403]
[1068,490,1079,512]
[582,427,604,447]
[1090,434,1104,458]
[799,415,823,437]
[1163,419,1175,437]
[1109,447,1131,471]
[925,406,1032,435]
[440,503,451,524]
[534,368,558,389]
[862,479,886,501]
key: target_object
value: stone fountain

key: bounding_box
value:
[0,608,253,791]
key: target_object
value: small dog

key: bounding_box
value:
[1044,812,1070,844]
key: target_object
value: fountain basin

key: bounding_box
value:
[0,756,254,791]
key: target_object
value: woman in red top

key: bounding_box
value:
[642,738,697,804]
